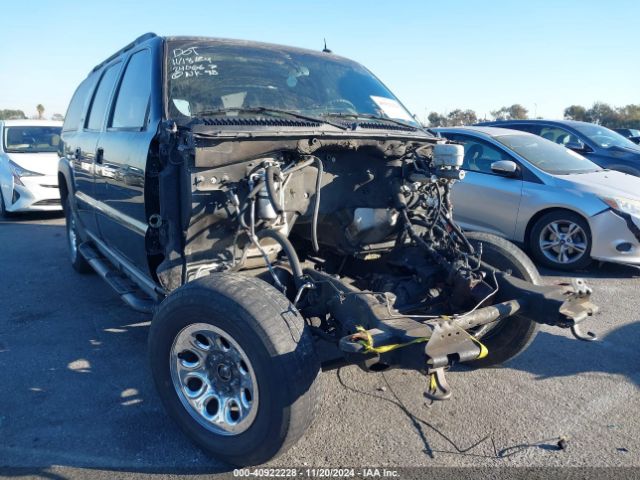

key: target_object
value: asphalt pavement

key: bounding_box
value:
[1,212,639,478]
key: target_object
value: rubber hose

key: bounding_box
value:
[265,165,284,214]
[311,157,323,253]
[445,215,476,255]
[283,157,315,175]
[256,229,304,286]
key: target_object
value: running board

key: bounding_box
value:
[79,242,157,314]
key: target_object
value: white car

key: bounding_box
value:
[0,119,63,215]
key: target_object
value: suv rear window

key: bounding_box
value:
[63,76,98,132]
[86,63,121,130]
[111,50,152,129]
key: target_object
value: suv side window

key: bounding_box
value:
[446,134,514,174]
[63,75,98,132]
[86,62,121,131]
[538,126,581,146]
[110,50,152,129]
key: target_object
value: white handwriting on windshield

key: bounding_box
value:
[173,47,198,58]
[171,47,218,80]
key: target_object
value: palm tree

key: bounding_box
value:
[36,104,45,119]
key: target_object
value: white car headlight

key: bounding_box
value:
[601,196,640,217]
[8,160,42,186]
[9,160,42,178]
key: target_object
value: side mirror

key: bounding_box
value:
[491,160,518,177]
[565,140,591,153]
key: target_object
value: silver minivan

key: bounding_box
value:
[436,126,640,270]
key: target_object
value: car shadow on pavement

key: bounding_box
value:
[0,211,64,223]
[540,261,640,279]
[0,307,234,475]
[508,321,640,387]
[0,220,234,475]
[0,223,316,475]
[3,311,319,476]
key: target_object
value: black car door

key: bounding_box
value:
[93,47,159,274]
[72,62,122,234]
[61,75,98,230]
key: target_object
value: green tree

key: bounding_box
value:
[564,105,587,121]
[36,104,45,120]
[446,109,478,126]
[427,111,446,127]
[428,109,478,127]
[491,104,528,121]
[0,109,27,120]
[562,102,640,128]
[584,102,617,126]
[617,104,640,129]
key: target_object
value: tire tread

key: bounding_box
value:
[149,273,321,465]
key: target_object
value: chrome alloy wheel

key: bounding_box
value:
[170,323,259,436]
[539,220,588,265]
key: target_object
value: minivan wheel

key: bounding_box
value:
[464,232,540,367]
[529,210,591,271]
[65,199,92,273]
[149,273,321,466]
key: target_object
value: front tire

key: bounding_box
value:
[65,199,92,273]
[149,273,321,466]
[529,210,591,271]
[464,232,540,367]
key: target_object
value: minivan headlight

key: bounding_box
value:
[8,160,42,186]
[601,196,640,217]
[9,160,42,178]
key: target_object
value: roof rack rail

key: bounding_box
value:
[90,32,158,73]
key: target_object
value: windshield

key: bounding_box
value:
[166,39,419,127]
[3,126,61,153]
[573,123,640,149]
[495,134,601,174]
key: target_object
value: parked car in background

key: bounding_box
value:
[615,128,640,145]
[478,119,640,177]
[0,119,63,216]
[435,126,640,270]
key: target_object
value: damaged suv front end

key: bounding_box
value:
[137,38,598,464]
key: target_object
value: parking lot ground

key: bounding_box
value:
[1,213,639,478]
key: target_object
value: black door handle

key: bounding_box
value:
[96,147,104,164]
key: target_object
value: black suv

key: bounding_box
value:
[479,119,640,176]
[58,33,598,465]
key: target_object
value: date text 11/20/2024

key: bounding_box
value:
[232,468,400,478]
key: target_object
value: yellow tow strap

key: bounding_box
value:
[473,336,489,359]
[354,326,428,354]
[429,371,439,391]
[354,324,488,360]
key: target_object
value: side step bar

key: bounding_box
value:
[79,242,157,314]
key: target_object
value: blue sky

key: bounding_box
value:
[0,0,637,122]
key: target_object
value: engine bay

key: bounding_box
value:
[147,123,598,400]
